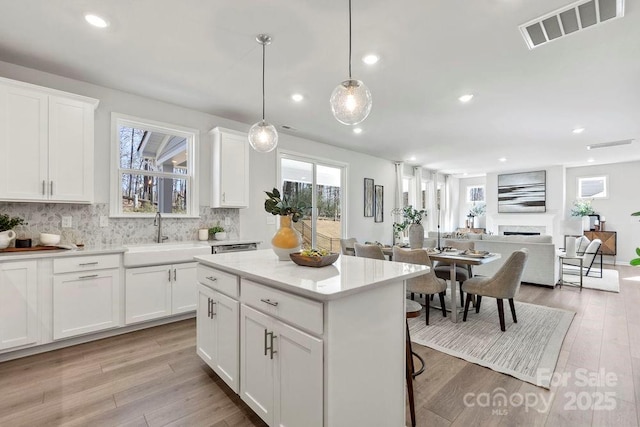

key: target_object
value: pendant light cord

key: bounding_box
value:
[262,41,266,121]
[348,0,352,79]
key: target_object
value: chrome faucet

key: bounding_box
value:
[154,212,168,243]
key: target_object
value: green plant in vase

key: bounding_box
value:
[264,188,307,260]
[0,214,26,232]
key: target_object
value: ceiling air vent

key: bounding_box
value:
[519,0,625,49]
[586,139,634,150]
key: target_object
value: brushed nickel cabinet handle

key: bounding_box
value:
[207,298,212,318]
[173,268,177,281]
[50,181,53,195]
[264,328,269,356]
[206,276,217,282]
[211,301,217,317]
[78,274,99,279]
[78,262,99,266]
[168,269,171,281]
[42,180,45,195]
[270,334,277,360]
[260,298,278,307]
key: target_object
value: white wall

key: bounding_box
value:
[457,176,487,227]
[0,60,397,248]
[566,161,640,264]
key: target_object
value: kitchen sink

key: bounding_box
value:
[123,241,211,267]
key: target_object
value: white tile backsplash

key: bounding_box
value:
[0,203,239,246]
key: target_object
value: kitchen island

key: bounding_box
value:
[194,249,428,427]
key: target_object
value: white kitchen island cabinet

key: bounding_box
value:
[195,249,428,427]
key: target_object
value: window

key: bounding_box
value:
[577,176,607,199]
[110,113,199,217]
[420,180,428,210]
[467,185,485,203]
[279,151,346,252]
[402,176,415,208]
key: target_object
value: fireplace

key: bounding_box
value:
[503,231,541,236]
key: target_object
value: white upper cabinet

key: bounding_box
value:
[210,127,249,208]
[0,77,98,203]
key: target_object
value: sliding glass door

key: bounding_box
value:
[279,153,345,252]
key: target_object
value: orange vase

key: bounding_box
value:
[271,215,302,260]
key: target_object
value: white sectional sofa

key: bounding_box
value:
[425,232,558,287]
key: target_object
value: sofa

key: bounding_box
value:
[425,232,558,287]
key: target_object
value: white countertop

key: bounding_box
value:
[0,245,126,261]
[195,249,429,301]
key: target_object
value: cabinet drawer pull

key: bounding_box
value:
[206,276,217,282]
[50,180,54,196]
[260,298,278,307]
[270,334,277,360]
[264,330,277,359]
[168,269,172,281]
[78,274,99,279]
[211,301,217,317]
[42,180,46,196]
[78,262,99,266]
[174,268,177,281]
[264,328,269,356]
[207,298,212,318]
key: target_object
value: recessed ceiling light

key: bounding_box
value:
[362,54,379,65]
[458,94,474,103]
[291,93,304,102]
[587,158,594,163]
[84,13,109,28]
[353,127,363,134]
[498,157,507,162]
[572,127,585,134]
[463,173,468,176]
[409,156,416,161]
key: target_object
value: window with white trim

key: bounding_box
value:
[110,113,199,217]
[577,176,607,199]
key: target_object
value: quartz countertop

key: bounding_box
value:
[0,244,126,261]
[195,249,428,301]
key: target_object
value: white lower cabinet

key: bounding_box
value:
[240,304,323,427]
[0,261,38,350]
[52,268,119,340]
[196,283,239,392]
[126,262,197,324]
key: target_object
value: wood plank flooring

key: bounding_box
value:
[0,265,638,426]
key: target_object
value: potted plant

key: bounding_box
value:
[0,214,25,249]
[468,203,486,229]
[208,225,227,240]
[264,188,306,260]
[394,205,427,249]
[570,199,596,231]
[632,211,640,266]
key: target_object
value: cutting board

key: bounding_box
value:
[0,246,67,253]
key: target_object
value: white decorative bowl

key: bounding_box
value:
[39,233,61,246]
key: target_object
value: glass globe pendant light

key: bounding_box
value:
[248,34,278,153]
[330,0,372,125]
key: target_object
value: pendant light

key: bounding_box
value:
[330,0,372,125]
[248,34,278,153]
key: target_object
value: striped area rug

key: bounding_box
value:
[408,299,574,388]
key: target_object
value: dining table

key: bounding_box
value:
[378,246,502,323]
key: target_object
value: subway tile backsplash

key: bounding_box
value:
[0,203,239,246]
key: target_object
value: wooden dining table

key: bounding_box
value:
[379,247,502,323]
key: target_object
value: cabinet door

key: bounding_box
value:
[0,261,38,350]
[125,265,172,324]
[196,284,217,366]
[211,129,249,208]
[274,318,323,427]
[240,304,274,425]
[48,96,94,203]
[0,85,48,201]
[171,262,197,314]
[212,290,239,393]
[53,269,120,340]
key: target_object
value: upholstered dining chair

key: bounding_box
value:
[340,237,358,256]
[354,243,385,260]
[393,247,447,325]
[433,239,475,306]
[462,248,528,331]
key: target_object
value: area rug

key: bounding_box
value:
[561,267,620,292]
[408,299,574,388]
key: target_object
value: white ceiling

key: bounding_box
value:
[0,0,638,175]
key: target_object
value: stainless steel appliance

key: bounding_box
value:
[211,243,258,254]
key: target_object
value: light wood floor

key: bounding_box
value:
[1,265,638,426]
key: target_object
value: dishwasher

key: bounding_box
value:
[211,242,258,254]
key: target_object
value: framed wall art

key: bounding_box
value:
[498,170,546,213]
[364,178,374,217]
[374,185,384,222]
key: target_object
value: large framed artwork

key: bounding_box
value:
[498,171,546,213]
[364,178,374,217]
[374,185,384,222]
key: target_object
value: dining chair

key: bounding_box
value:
[340,237,358,256]
[393,247,447,325]
[433,239,475,306]
[462,249,529,331]
[354,243,385,260]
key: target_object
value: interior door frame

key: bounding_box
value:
[277,149,348,248]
